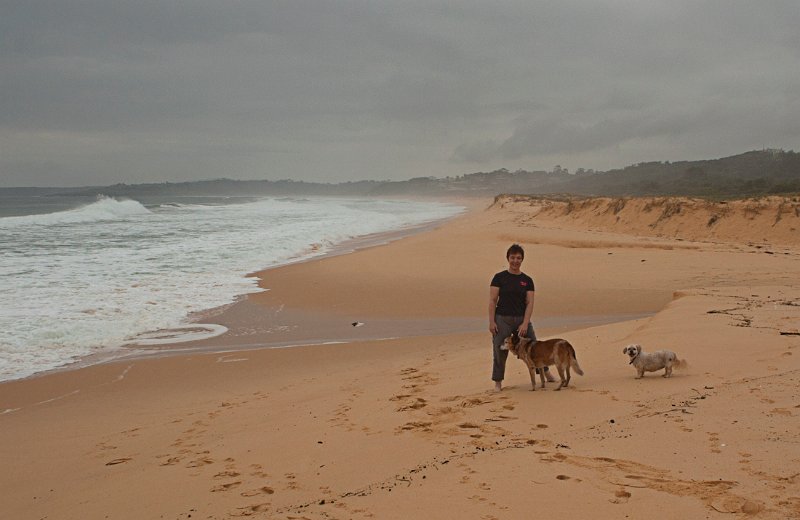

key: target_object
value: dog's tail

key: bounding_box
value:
[564,341,584,376]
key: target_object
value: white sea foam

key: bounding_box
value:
[0,196,463,381]
[0,195,151,227]
[129,324,229,345]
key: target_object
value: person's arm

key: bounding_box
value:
[518,290,534,336]
[489,286,500,335]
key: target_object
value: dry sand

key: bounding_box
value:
[1,195,799,519]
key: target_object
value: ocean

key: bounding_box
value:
[0,194,464,382]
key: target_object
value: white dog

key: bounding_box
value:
[623,344,685,378]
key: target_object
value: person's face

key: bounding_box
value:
[507,253,524,271]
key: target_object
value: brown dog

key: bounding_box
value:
[504,332,584,390]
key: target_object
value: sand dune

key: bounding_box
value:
[493,194,800,247]
[1,197,798,519]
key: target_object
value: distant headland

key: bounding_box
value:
[3,149,798,199]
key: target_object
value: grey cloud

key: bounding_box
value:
[454,95,800,165]
[1,1,799,186]
[451,139,501,164]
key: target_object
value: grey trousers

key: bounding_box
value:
[492,314,547,381]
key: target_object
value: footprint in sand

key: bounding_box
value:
[249,463,269,478]
[396,397,427,411]
[284,473,299,490]
[240,486,274,497]
[233,503,271,516]
[708,432,722,453]
[611,489,632,504]
[441,395,465,402]
[710,496,763,514]
[485,415,516,422]
[214,470,241,479]
[489,404,515,412]
[105,457,132,466]
[398,421,433,432]
[185,455,214,468]
[210,481,241,492]
[402,371,438,390]
[428,405,459,417]
[460,397,492,408]
[399,367,439,385]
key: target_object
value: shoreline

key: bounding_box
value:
[0,305,653,387]
[107,310,656,362]
[0,197,473,384]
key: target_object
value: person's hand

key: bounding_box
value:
[517,323,528,337]
[489,321,498,336]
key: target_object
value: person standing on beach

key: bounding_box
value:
[489,243,555,391]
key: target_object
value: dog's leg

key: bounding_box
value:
[527,365,537,391]
[663,364,673,377]
[554,364,567,390]
[636,368,645,379]
[538,364,547,389]
[563,363,571,388]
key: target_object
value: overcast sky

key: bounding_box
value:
[1,1,799,187]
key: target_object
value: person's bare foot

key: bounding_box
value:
[494,381,502,392]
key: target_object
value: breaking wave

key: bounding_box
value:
[0,196,150,227]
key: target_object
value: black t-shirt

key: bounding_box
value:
[490,270,535,316]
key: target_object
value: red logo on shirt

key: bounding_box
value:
[519,281,528,287]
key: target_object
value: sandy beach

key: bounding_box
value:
[1,195,799,519]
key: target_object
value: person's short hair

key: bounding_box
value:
[506,243,525,259]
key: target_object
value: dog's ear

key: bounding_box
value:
[623,346,628,354]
